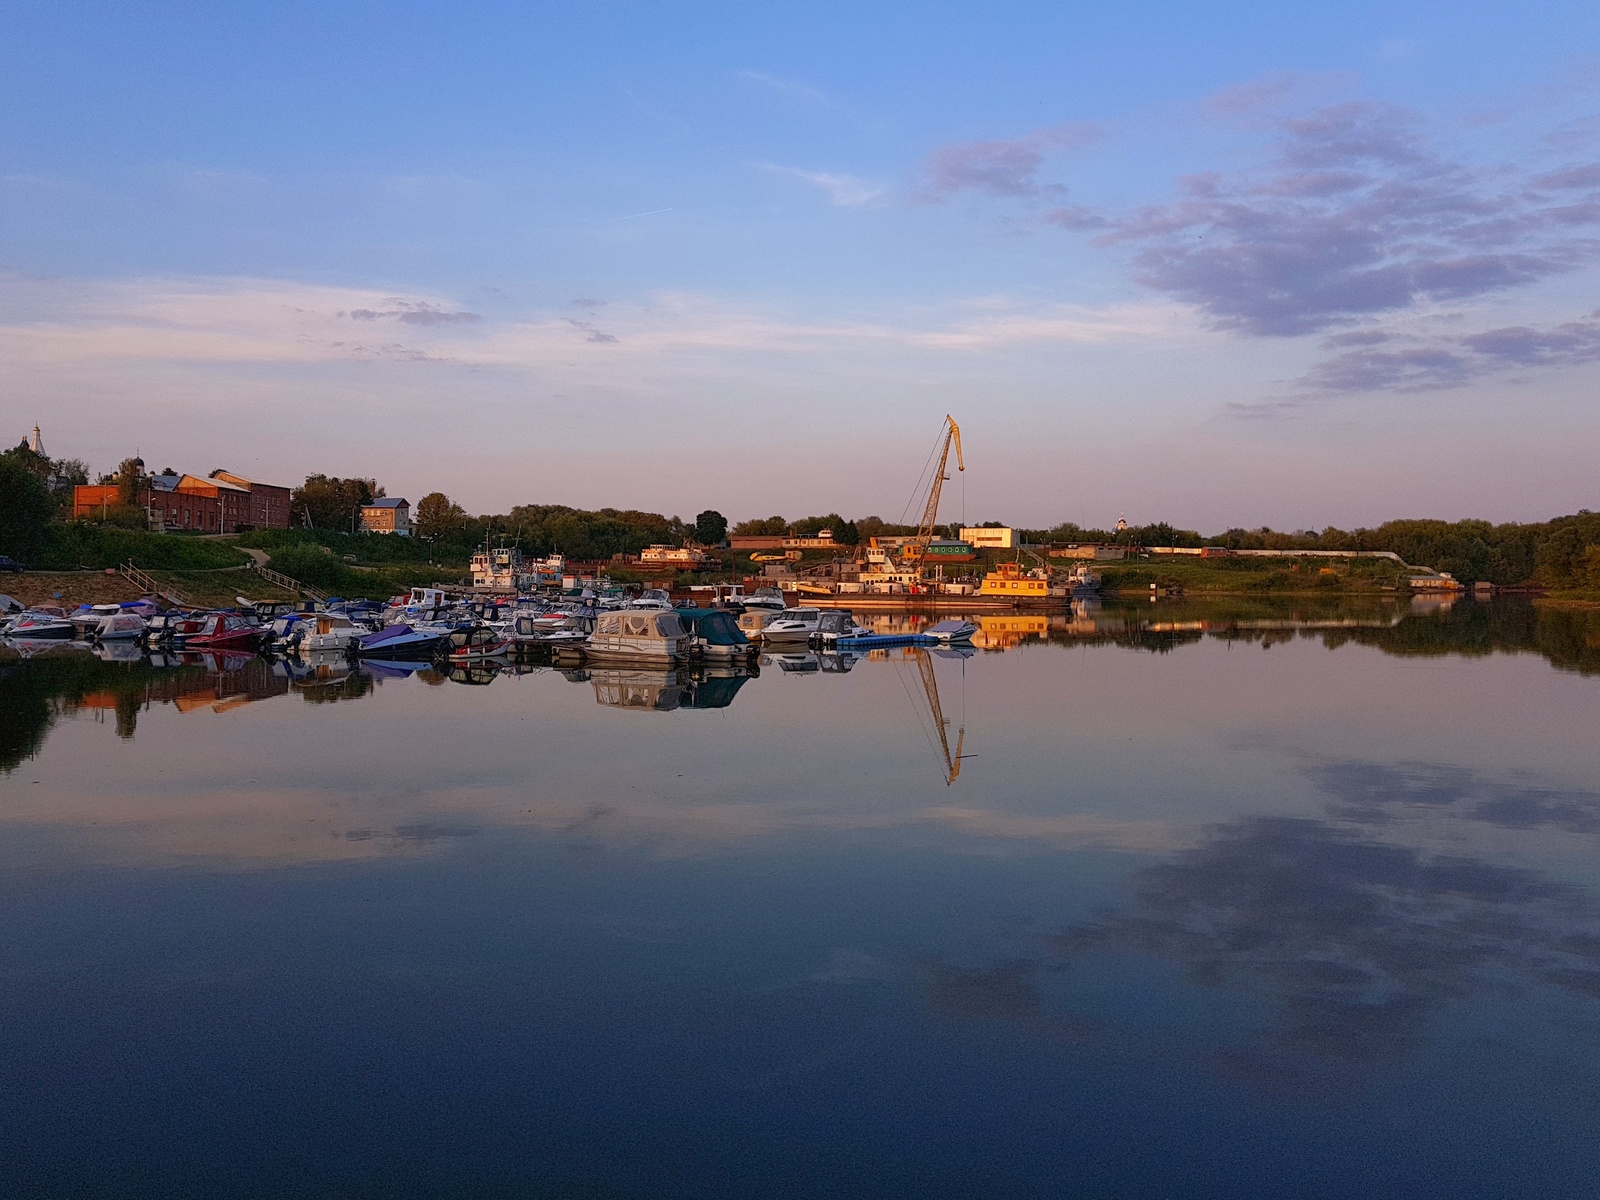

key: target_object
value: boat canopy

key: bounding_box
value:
[673,608,750,646]
[597,611,686,638]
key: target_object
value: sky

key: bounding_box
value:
[2,0,1599,532]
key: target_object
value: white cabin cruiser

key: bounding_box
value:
[627,588,674,611]
[294,612,365,653]
[742,586,786,610]
[758,607,823,643]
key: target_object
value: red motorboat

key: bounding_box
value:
[183,611,263,651]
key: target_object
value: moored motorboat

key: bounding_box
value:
[505,612,592,650]
[292,612,365,653]
[924,618,978,644]
[184,611,263,651]
[674,607,758,662]
[356,622,449,659]
[91,611,149,641]
[812,610,871,645]
[626,588,674,611]
[759,607,823,643]
[584,609,689,666]
[5,607,77,639]
[445,624,511,662]
[742,586,786,610]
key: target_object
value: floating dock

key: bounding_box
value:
[832,633,936,649]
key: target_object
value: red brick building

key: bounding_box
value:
[73,468,291,533]
[210,471,292,530]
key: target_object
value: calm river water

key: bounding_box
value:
[4,597,1600,1198]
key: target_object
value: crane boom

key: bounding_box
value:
[905,415,964,565]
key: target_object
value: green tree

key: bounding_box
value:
[416,491,467,539]
[788,513,846,538]
[694,510,728,545]
[292,475,381,531]
[732,515,787,536]
[114,457,146,507]
[0,453,53,560]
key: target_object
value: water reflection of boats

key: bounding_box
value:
[591,667,689,711]
[4,636,94,658]
[588,664,758,711]
[447,664,502,686]
[768,650,860,674]
[362,659,432,680]
[91,639,146,663]
[682,669,753,709]
[278,649,355,686]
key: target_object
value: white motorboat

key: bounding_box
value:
[627,588,674,611]
[69,604,123,637]
[5,608,77,639]
[506,613,592,648]
[924,618,979,644]
[742,586,786,610]
[294,612,365,653]
[585,609,689,666]
[758,607,823,643]
[812,610,871,644]
[91,611,149,641]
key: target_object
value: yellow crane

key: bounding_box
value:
[899,415,963,568]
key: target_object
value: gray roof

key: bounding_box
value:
[365,497,409,509]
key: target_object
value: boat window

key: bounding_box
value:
[656,613,685,637]
[624,614,652,636]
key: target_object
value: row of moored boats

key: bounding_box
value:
[2,586,980,668]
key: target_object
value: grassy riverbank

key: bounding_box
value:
[1096,555,1411,596]
[5,570,301,609]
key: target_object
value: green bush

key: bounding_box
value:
[34,523,250,571]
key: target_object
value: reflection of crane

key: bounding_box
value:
[914,648,965,785]
[901,415,964,568]
[893,647,968,786]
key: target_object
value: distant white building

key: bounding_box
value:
[640,544,708,568]
[961,526,1016,550]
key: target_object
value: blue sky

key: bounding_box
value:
[3,1,1599,529]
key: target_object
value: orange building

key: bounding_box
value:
[360,497,412,535]
[74,468,291,533]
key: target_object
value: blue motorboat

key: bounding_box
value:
[356,622,448,659]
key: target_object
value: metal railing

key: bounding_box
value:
[253,564,327,602]
[120,562,189,607]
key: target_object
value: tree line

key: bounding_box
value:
[4,447,1597,593]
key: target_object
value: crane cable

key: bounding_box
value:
[897,420,947,529]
